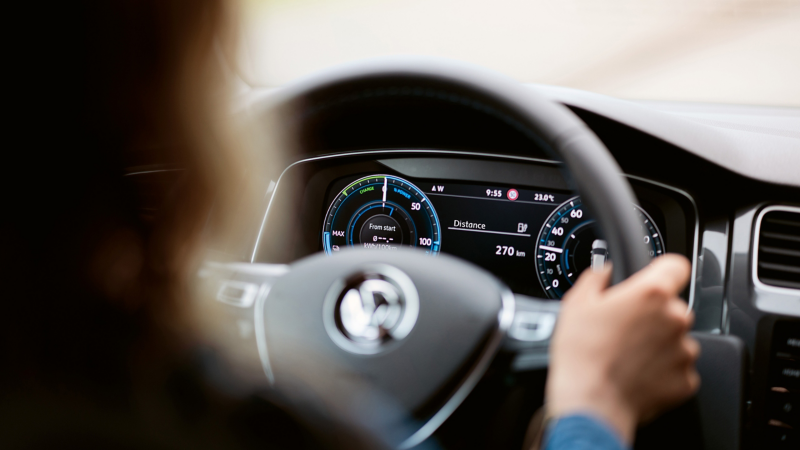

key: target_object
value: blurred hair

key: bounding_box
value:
[1,0,271,446]
[0,1,390,448]
[81,0,252,322]
[11,0,251,361]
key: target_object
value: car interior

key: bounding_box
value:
[124,54,800,450]
[14,2,796,449]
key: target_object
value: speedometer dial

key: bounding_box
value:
[323,175,441,255]
[535,196,664,299]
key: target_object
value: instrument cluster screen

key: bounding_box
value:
[414,180,571,297]
[322,174,663,299]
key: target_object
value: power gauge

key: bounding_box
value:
[322,175,442,255]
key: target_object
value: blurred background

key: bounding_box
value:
[238,0,800,106]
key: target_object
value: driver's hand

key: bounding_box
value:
[545,254,700,445]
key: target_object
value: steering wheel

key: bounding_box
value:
[203,57,651,449]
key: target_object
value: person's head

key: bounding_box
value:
[4,4,386,448]
[4,0,255,389]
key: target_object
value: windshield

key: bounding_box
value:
[239,0,800,106]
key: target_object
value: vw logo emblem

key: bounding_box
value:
[323,265,419,354]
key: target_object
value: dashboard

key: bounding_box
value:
[215,82,800,450]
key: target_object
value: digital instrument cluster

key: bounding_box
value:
[322,173,664,299]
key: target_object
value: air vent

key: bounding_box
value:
[755,207,800,290]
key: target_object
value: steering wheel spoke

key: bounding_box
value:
[502,295,560,372]
[196,262,289,386]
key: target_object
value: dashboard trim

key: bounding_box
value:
[533,84,800,189]
[625,174,700,314]
[751,204,800,296]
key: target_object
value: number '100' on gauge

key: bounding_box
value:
[322,175,442,255]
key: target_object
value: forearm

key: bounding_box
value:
[543,414,629,450]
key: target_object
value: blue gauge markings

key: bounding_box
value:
[536,196,665,299]
[322,174,441,255]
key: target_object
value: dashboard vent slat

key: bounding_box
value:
[760,246,800,258]
[761,231,800,244]
[764,217,800,228]
[759,278,800,290]
[758,261,800,275]
[756,208,800,291]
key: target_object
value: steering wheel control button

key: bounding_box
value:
[774,360,800,390]
[769,391,800,427]
[216,280,259,308]
[323,264,420,355]
[774,322,800,359]
[509,311,556,342]
[766,424,796,449]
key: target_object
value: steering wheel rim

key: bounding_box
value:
[239,56,651,448]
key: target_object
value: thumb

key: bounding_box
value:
[563,264,612,304]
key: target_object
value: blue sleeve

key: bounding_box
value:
[543,414,628,450]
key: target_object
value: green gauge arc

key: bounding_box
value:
[322,175,442,256]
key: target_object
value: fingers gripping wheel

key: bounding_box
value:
[255,57,650,446]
